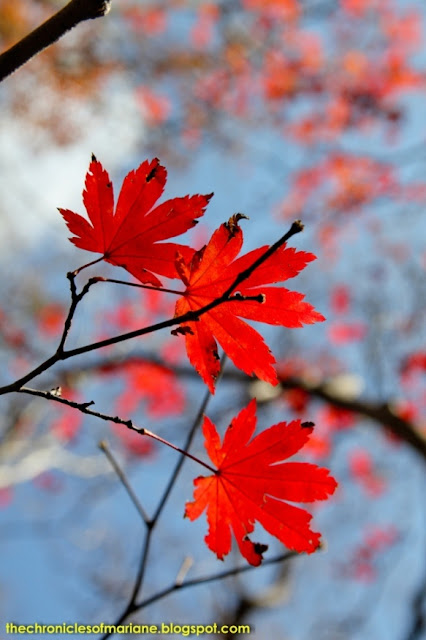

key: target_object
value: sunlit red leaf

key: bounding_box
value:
[59,157,212,286]
[186,399,337,565]
[174,217,324,392]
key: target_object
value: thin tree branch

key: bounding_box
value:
[16,387,216,473]
[100,278,184,296]
[0,0,111,82]
[0,222,301,397]
[0,294,253,395]
[144,429,216,474]
[57,273,101,353]
[58,294,264,359]
[222,220,304,298]
[135,552,296,611]
[54,354,426,464]
[99,440,151,525]
[100,552,296,639]
[100,365,219,639]
[18,386,134,429]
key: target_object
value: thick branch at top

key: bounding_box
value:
[0,0,111,82]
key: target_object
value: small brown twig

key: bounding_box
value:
[99,440,151,525]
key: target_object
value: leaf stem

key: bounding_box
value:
[143,429,216,475]
[72,256,105,275]
[100,278,184,296]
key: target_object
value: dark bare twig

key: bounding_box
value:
[18,386,134,430]
[0,0,111,82]
[57,274,101,353]
[222,220,303,298]
[100,369,220,640]
[17,387,216,473]
[99,440,150,525]
[100,551,296,639]
[0,294,257,395]
[134,552,296,611]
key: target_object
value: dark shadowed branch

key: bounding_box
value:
[278,377,426,463]
[0,0,111,82]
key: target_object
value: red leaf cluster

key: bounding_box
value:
[58,158,336,564]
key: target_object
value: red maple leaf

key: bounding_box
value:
[174,217,324,392]
[186,399,337,565]
[59,156,212,286]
